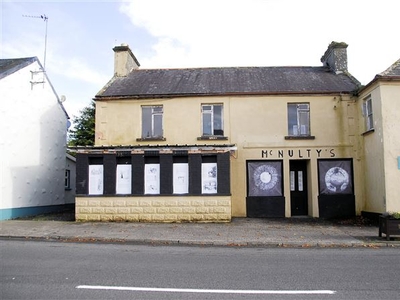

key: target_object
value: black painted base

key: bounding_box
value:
[318,194,355,219]
[246,196,285,218]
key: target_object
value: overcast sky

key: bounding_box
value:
[1,0,399,121]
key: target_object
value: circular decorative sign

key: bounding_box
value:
[325,167,349,192]
[254,165,279,191]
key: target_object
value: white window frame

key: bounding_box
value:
[65,169,71,189]
[141,105,163,139]
[201,104,224,136]
[362,96,374,131]
[288,103,310,136]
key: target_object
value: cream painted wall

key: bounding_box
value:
[96,97,232,146]
[358,81,400,214]
[358,85,386,213]
[96,95,357,148]
[95,93,363,217]
[380,83,400,212]
[358,83,399,214]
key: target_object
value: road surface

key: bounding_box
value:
[1,240,399,299]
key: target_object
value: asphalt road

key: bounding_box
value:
[1,240,399,300]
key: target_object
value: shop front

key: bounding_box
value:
[234,146,358,219]
[74,145,235,222]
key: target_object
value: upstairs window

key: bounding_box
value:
[288,103,310,136]
[202,104,223,136]
[363,96,373,131]
[142,105,163,139]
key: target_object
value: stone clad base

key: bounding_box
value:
[75,196,231,223]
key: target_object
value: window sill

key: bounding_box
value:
[284,135,315,140]
[136,137,166,142]
[362,129,375,136]
[197,136,229,141]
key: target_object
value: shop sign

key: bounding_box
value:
[261,148,336,159]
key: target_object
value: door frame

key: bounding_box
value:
[289,159,309,216]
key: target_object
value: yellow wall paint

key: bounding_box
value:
[95,94,365,217]
[381,83,400,212]
[358,81,400,213]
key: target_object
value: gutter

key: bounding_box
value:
[94,90,356,101]
[357,75,400,95]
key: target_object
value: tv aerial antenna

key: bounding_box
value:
[22,14,49,71]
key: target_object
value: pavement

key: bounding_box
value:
[1,217,399,248]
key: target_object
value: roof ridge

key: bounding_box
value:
[135,66,326,71]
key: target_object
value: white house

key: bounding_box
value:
[0,57,71,220]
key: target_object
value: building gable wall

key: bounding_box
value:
[0,60,68,219]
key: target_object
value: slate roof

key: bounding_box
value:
[0,57,37,80]
[378,58,400,77]
[359,58,400,94]
[96,66,360,99]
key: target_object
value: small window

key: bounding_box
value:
[142,105,163,139]
[65,169,71,189]
[202,104,223,136]
[288,103,310,136]
[363,96,373,131]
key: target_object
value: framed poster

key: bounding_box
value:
[202,163,217,194]
[88,165,103,195]
[173,163,189,194]
[248,161,282,196]
[318,159,353,195]
[145,164,160,194]
[116,164,131,194]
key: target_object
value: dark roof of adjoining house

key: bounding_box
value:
[378,58,400,77]
[0,57,37,80]
[96,66,360,99]
[358,58,400,94]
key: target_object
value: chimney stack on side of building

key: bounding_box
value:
[113,43,140,77]
[321,41,348,74]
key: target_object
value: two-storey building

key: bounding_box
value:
[73,41,385,222]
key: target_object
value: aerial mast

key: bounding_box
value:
[22,14,48,71]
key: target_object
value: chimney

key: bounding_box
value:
[320,42,348,74]
[113,43,140,77]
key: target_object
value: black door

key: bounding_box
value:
[290,160,308,216]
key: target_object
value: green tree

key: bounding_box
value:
[68,100,95,146]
